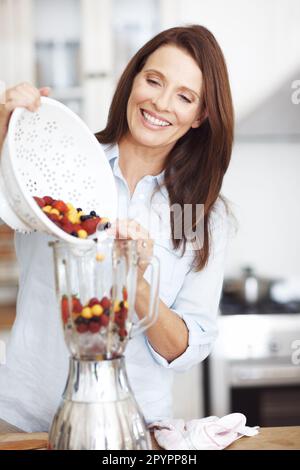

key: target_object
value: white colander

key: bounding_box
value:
[0,97,118,244]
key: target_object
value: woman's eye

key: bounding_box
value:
[146,78,160,86]
[179,94,192,104]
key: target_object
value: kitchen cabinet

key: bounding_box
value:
[0,0,35,86]
[0,0,166,132]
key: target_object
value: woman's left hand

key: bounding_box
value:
[107,219,154,277]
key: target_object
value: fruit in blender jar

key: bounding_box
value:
[61,296,70,325]
[122,287,128,301]
[33,195,109,238]
[62,295,128,338]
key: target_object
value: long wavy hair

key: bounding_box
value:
[95,25,234,271]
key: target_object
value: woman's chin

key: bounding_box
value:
[130,129,167,148]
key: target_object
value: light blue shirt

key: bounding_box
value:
[0,143,229,432]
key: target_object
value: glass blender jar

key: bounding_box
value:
[48,238,159,450]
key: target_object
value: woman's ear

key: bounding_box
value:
[191,109,208,129]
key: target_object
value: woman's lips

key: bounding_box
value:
[139,108,172,130]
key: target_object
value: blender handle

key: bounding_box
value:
[130,255,160,338]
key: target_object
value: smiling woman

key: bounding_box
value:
[0,25,235,434]
[96,25,234,270]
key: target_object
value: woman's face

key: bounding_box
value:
[126,44,203,151]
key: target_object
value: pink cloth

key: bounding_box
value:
[149,413,259,450]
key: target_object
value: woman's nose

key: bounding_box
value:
[152,89,172,112]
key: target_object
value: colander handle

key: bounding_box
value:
[130,255,160,338]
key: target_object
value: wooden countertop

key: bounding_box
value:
[0,420,300,450]
[0,304,16,329]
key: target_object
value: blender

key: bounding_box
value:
[48,237,159,450]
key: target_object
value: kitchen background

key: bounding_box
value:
[0,0,300,425]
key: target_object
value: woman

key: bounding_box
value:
[0,25,234,432]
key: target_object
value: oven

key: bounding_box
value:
[204,314,300,426]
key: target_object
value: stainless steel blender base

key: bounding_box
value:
[48,357,151,450]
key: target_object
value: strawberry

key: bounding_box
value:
[100,297,111,310]
[114,312,125,327]
[76,323,89,333]
[71,223,82,232]
[119,307,128,319]
[72,296,83,313]
[43,196,54,205]
[88,297,100,307]
[89,319,101,333]
[60,221,75,234]
[60,215,70,225]
[119,327,127,339]
[52,200,69,214]
[61,296,69,324]
[80,217,100,235]
[33,196,45,208]
[48,213,60,223]
[100,315,109,327]
[122,287,128,301]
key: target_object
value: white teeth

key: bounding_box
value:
[142,110,170,127]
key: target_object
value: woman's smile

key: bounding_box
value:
[139,108,172,130]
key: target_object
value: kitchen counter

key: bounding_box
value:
[0,304,16,329]
[0,419,300,450]
[151,427,300,450]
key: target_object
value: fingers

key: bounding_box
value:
[106,220,153,271]
[4,82,51,113]
[108,219,150,240]
[39,86,51,97]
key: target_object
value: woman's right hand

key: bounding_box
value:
[0,82,51,138]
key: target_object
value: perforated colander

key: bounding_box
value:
[0,97,118,244]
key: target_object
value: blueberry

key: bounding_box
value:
[81,214,93,221]
[90,317,100,324]
[71,231,79,237]
[90,210,96,217]
[80,215,92,222]
[98,221,111,231]
[77,208,82,212]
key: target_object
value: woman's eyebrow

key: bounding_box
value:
[144,68,200,99]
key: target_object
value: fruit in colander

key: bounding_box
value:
[33,195,108,239]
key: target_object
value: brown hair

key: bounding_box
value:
[95,25,234,271]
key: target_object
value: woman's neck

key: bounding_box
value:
[118,135,171,196]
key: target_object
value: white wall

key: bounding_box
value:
[167,0,300,120]
[223,141,300,279]
[34,0,80,42]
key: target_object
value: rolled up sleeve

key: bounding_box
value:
[146,202,231,372]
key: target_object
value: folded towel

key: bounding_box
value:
[149,413,259,450]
